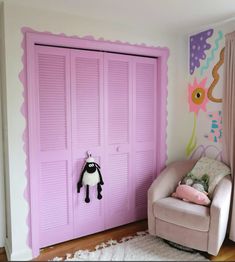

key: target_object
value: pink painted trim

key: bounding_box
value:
[20,27,169,257]
[19,28,32,251]
[156,53,169,175]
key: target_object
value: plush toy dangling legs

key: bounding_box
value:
[97,183,102,200]
[85,185,90,203]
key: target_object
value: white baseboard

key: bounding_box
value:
[0,237,5,248]
[5,238,11,260]
[5,238,33,261]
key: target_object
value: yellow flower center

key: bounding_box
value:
[192,87,205,105]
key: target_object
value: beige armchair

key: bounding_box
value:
[148,160,232,256]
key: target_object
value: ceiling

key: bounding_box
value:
[5,0,235,33]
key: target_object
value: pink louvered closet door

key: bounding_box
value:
[70,50,105,238]
[104,53,135,228]
[34,46,73,248]
[133,56,157,219]
[30,46,158,249]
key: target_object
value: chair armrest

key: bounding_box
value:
[208,175,232,255]
[148,159,197,203]
[148,159,196,235]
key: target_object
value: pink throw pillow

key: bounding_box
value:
[172,184,211,206]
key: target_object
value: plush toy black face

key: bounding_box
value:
[86,163,96,173]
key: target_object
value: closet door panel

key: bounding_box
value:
[71,50,105,237]
[34,46,73,247]
[104,53,134,228]
[133,57,157,220]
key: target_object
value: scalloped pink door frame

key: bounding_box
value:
[22,28,169,257]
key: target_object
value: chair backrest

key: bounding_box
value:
[190,145,223,162]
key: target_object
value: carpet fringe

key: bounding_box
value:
[50,230,209,261]
[52,230,149,261]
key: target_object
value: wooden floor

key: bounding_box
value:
[0,249,5,262]
[1,220,235,261]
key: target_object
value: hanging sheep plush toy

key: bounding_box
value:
[77,154,104,203]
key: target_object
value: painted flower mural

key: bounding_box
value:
[186,77,209,156]
[188,77,209,114]
[186,28,224,159]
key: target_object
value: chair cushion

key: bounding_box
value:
[153,197,210,232]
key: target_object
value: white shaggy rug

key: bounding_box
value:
[52,231,210,261]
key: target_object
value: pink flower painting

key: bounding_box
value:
[188,78,209,115]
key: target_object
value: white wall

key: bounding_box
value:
[2,1,189,260]
[167,35,190,160]
[0,1,6,248]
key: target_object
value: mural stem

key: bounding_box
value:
[186,113,197,157]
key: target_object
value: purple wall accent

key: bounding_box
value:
[20,27,169,258]
[190,29,213,74]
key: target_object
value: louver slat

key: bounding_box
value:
[136,62,155,142]
[107,60,129,145]
[38,53,67,151]
[73,56,101,148]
